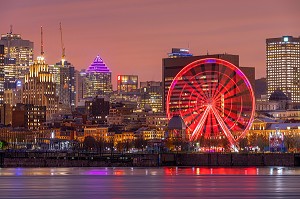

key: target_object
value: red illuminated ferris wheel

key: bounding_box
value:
[166,58,255,150]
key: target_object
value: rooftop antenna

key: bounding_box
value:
[59,22,66,65]
[9,25,13,34]
[41,26,44,56]
[7,25,13,58]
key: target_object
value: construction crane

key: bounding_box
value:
[60,22,66,66]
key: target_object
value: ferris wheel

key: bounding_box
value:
[166,58,255,150]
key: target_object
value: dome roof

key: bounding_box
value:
[168,115,186,130]
[269,90,290,101]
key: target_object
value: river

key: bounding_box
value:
[0,167,300,198]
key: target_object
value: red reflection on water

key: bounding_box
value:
[163,167,258,175]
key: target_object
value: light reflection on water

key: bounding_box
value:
[0,167,300,176]
[1,167,300,198]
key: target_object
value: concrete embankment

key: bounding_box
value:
[1,151,300,167]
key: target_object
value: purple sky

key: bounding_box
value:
[1,0,299,88]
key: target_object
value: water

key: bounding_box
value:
[1,167,300,198]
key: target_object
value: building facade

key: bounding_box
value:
[54,60,76,109]
[23,56,58,119]
[266,36,300,102]
[117,75,138,93]
[0,31,34,67]
[162,51,241,111]
[140,81,163,112]
[85,55,112,98]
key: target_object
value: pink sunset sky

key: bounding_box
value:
[1,0,299,88]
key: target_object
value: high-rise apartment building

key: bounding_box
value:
[117,75,138,93]
[0,30,34,67]
[266,36,300,102]
[85,55,112,98]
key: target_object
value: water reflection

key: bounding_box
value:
[0,167,300,198]
[1,167,300,176]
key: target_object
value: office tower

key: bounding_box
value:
[85,55,112,98]
[22,27,58,120]
[3,57,17,90]
[140,81,163,112]
[23,56,58,119]
[76,69,87,105]
[0,29,34,67]
[162,50,240,111]
[117,75,138,93]
[266,36,300,102]
[0,45,4,105]
[52,61,76,109]
[53,22,76,109]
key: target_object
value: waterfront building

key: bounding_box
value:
[83,126,109,141]
[117,75,138,93]
[141,129,165,140]
[85,55,112,98]
[145,113,168,131]
[266,36,300,102]
[162,51,240,111]
[140,81,163,112]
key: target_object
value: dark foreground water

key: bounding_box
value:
[1,167,300,199]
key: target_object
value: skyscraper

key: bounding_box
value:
[85,55,112,98]
[0,45,4,105]
[266,36,300,102]
[0,29,34,67]
[52,61,76,109]
[23,56,58,119]
[22,27,58,120]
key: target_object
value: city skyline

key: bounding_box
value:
[1,0,300,88]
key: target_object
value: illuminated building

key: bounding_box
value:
[23,27,58,119]
[117,75,138,93]
[85,96,109,124]
[0,45,4,105]
[266,36,300,102]
[76,69,87,105]
[0,29,34,67]
[162,51,240,111]
[140,81,163,112]
[23,56,58,119]
[168,48,193,58]
[146,113,168,131]
[12,103,46,130]
[85,55,112,98]
[83,126,109,141]
[53,60,76,109]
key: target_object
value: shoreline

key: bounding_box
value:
[1,151,300,168]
